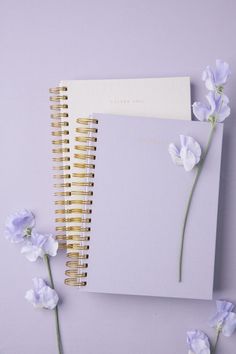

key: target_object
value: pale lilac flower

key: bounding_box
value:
[5,209,35,243]
[202,59,230,92]
[25,278,59,310]
[21,230,58,262]
[209,300,236,337]
[169,135,201,172]
[192,91,230,123]
[187,330,210,354]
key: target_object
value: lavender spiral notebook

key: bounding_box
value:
[80,113,223,300]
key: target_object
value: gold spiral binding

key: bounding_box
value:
[60,243,89,251]
[52,139,69,145]
[51,122,69,128]
[55,217,91,223]
[55,208,92,214]
[55,200,92,205]
[75,144,96,151]
[54,183,71,188]
[72,172,94,178]
[56,235,90,241]
[49,87,67,94]
[51,112,68,119]
[64,116,98,287]
[74,153,96,160]
[56,226,90,232]
[66,260,88,268]
[76,118,98,124]
[50,104,68,110]
[65,270,87,277]
[53,156,70,162]
[50,85,71,258]
[74,163,95,169]
[50,95,68,101]
[64,279,87,286]
[76,127,98,134]
[52,148,70,154]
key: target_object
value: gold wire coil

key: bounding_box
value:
[64,278,87,286]
[71,182,94,187]
[55,191,93,197]
[55,200,92,205]
[56,226,90,232]
[66,261,88,268]
[75,136,97,143]
[75,145,96,151]
[65,269,87,277]
[51,122,69,128]
[72,173,94,178]
[52,139,69,145]
[53,156,70,162]
[55,208,92,214]
[54,183,71,188]
[55,217,91,223]
[50,104,68,110]
[53,165,70,171]
[56,235,90,241]
[74,163,95,169]
[67,252,89,259]
[50,95,68,102]
[52,130,69,136]
[68,244,89,251]
[51,112,68,119]
[49,87,67,94]
[52,148,70,154]
[54,191,71,197]
[71,191,93,196]
[76,127,98,134]
[76,118,98,125]
[74,153,96,160]
[60,243,89,251]
[53,174,71,179]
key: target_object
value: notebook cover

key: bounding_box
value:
[83,113,223,300]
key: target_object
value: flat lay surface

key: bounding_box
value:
[0,0,235,353]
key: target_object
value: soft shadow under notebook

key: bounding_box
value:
[65,114,223,300]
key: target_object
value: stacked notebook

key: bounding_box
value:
[50,78,223,300]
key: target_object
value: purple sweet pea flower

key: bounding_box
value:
[192,91,230,123]
[187,330,210,354]
[5,209,35,243]
[169,135,201,172]
[202,59,231,92]
[25,278,59,310]
[21,230,58,262]
[209,300,236,337]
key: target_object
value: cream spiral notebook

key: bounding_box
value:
[49,77,195,298]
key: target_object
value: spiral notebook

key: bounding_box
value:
[70,113,223,300]
[49,77,204,299]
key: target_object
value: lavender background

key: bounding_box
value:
[0,0,235,353]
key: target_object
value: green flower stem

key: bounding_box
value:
[178,120,216,282]
[212,328,221,354]
[44,255,63,354]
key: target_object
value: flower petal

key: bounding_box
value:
[43,235,58,257]
[181,148,197,172]
[222,312,236,337]
[187,330,210,354]
[216,300,235,313]
[168,143,182,166]
[41,286,59,310]
[4,209,35,243]
[192,102,210,121]
[21,241,44,262]
[215,59,231,86]
[25,278,59,310]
